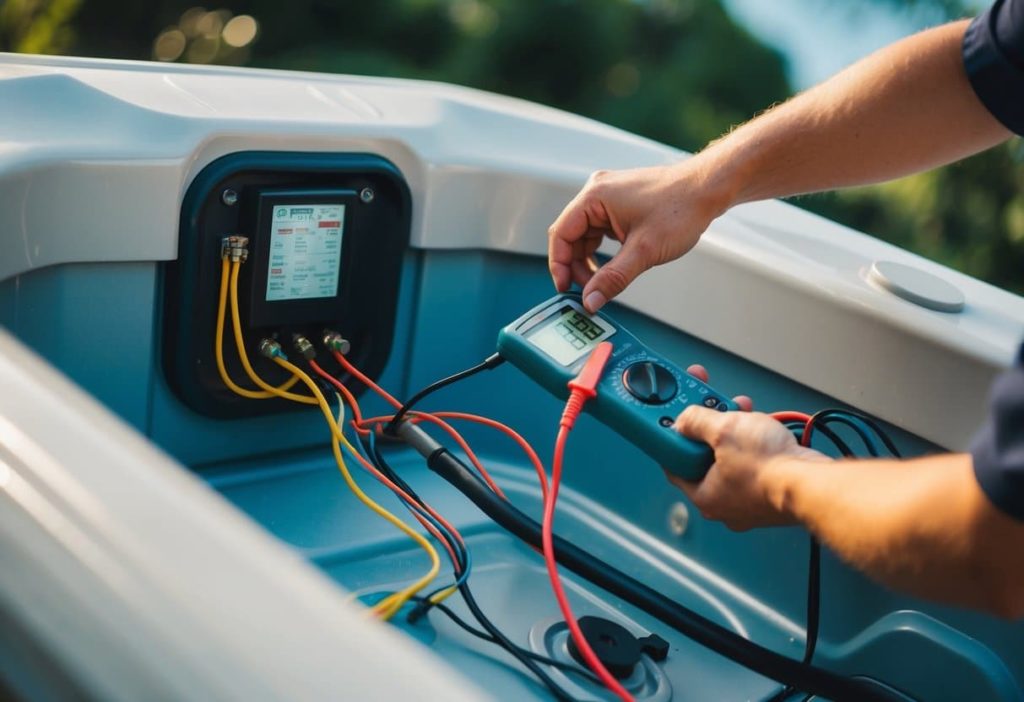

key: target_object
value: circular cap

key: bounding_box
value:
[623,361,678,404]
[566,616,642,679]
[866,260,965,313]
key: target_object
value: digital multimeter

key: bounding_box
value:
[497,293,737,479]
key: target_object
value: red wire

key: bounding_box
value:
[330,351,507,498]
[430,411,548,502]
[544,423,633,701]
[800,416,815,448]
[308,359,465,570]
[770,410,812,424]
[769,410,815,448]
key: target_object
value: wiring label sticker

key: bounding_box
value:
[266,203,344,301]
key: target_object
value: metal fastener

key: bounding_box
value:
[221,189,239,206]
[668,502,690,537]
[359,187,375,204]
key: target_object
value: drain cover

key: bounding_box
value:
[866,260,965,313]
[528,617,673,702]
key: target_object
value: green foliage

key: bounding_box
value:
[8,0,1023,294]
[0,0,82,54]
[253,0,791,152]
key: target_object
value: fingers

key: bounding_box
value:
[686,364,708,383]
[548,186,610,292]
[675,405,732,444]
[548,202,588,292]
[687,364,752,411]
[733,395,754,412]
[580,235,649,313]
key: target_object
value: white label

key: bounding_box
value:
[265,203,344,301]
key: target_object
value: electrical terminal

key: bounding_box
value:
[258,338,284,359]
[322,330,352,356]
[220,235,250,263]
[292,334,316,360]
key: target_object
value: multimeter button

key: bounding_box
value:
[622,362,678,404]
[702,396,719,408]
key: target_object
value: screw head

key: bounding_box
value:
[221,189,239,206]
[668,502,690,536]
[359,187,375,204]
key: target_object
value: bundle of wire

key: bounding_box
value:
[314,346,597,700]
[214,250,594,697]
[215,253,448,620]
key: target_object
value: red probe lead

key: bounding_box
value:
[542,342,635,702]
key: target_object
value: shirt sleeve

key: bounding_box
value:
[970,344,1024,521]
[963,0,1024,136]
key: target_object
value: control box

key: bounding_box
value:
[497,294,736,479]
[163,152,411,417]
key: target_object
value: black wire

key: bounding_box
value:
[815,409,902,458]
[406,595,601,684]
[367,435,579,701]
[386,353,505,434]
[820,415,880,457]
[773,411,903,702]
[803,540,821,665]
[776,410,902,699]
[784,420,854,457]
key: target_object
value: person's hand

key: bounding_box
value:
[669,366,828,531]
[547,161,730,313]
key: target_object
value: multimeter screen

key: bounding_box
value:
[526,306,613,366]
[265,203,345,301]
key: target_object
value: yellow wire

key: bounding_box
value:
[227,260,317,405]
[329,387,461,609]
[327,384,460,609]
[270,355,442,619]
[214,258,440,618]
[214,258,302,399]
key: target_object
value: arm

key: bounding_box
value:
[549,20,1013,313]
[672,408,1024,619]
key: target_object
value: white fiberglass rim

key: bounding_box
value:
[0,53,1021,448]
[0,329,485,702]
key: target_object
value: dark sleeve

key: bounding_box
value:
[970,344,1024,521]
[963,0,1024,136]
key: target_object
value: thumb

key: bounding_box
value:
[580,237,649,313]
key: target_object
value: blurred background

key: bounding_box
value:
[2,0,1021,294]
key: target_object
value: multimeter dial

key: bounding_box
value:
[497,293,738,479]
[622,361,678,404]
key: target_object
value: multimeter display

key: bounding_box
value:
[265,203,345,301]
[498,293,738,479]
[526,306,616,366]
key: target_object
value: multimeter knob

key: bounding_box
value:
[622,361,678,404]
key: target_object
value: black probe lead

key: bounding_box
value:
[386,353,505,434]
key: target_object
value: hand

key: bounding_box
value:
[669,366,828,531]
[547,160,730,313]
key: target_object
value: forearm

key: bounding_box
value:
[695,20,1012,209]
[763,452,1024,617]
